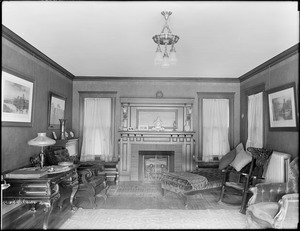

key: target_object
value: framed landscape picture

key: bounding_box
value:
[266,82,298,131]
[48,91,66,129]
[1,69,35,127]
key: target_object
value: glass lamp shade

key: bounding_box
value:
[154,50,163,66]
[169,50,177,65]
[161,55,170,68]
[28,133,56,147]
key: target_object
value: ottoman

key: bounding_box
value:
[161,169,223,207]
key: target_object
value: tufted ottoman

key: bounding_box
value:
[161,169,223,207]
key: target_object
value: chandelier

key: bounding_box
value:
[153,11,179,68]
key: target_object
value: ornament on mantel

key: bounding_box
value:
[156,90,163,98]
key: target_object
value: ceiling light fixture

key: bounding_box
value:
[153,11,179,68]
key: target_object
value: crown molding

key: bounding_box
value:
[239,43,299,82]
[2,25,75,81]
[73,76,240,83]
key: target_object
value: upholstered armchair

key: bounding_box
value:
[246,157,299,229]
[43,148,107,209]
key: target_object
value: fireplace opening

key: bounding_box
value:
[139,151,174,182]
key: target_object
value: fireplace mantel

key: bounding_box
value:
[119,131,195,181]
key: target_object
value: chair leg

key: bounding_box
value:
[218,185,225,202]
[240,191,249,214]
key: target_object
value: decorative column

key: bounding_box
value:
[184,105,192,132]
[121,103,129,130]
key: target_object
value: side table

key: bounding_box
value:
[3,165,79,230]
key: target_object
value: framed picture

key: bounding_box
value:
[48,91,66,129]
[138,125,149,131]
[1,68,35,127]
[266,82,298,131]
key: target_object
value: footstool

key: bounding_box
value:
[160,169,223,207]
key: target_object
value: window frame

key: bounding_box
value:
[78,91,117,157]
[197,92,235,161]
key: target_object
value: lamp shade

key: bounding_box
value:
[28,133,56,147]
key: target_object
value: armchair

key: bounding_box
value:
[43,148,107,209]
[246,157,299,229]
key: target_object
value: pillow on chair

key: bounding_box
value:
[230,148,252,172]
[218,143,244,170]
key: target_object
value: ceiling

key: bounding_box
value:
[2,1,299,78]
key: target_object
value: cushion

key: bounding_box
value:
[247,202,280,226]
[219,149,236,170]
[230,148,252,172]
[235,142,244,154]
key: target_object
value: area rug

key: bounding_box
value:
[107,182,162,197]
[60,208,248,229]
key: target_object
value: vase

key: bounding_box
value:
[59,119,67,140]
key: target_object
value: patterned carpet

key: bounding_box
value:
[107,182,162,197]
[60,208,248,229]
[75,182,242,210]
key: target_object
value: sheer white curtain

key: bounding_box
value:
[202,99,230,161]
[246,92,263,149]
[81,98,112,161]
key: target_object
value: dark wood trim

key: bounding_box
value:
[239,43,299,82]
[2,25,75,81]
[74,76,240,83]
[197,92,235,160]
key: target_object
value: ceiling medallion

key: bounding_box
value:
[153,11,179,68]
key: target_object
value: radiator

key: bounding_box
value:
[264,151,291,183]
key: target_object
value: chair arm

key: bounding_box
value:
[248,182,287,205]
[273,193,299,229]
[77,169,93,184]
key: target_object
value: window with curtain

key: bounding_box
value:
[246,92,263,149]
[80,97,113,161]
[202,99,230,161]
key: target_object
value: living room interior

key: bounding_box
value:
[1,1,299,229]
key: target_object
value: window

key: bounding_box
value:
[198,93,234,162]
[79,92,116,161]
[246,92,263,149]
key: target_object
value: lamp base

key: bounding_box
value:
[39,152,45,168]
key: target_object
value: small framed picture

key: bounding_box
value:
[138,125,149,131]
[52,131,57,140]
[69,131,75,137]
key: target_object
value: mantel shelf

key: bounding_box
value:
[119,131,195,135]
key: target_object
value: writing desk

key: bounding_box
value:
[3,165,79,229]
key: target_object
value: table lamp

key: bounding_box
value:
[28,132,56,168]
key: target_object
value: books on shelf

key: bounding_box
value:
[4,167,48,179]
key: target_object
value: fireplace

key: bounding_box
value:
[139,151,174,182]
[119,132,195,181]
[119,97,195,182]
